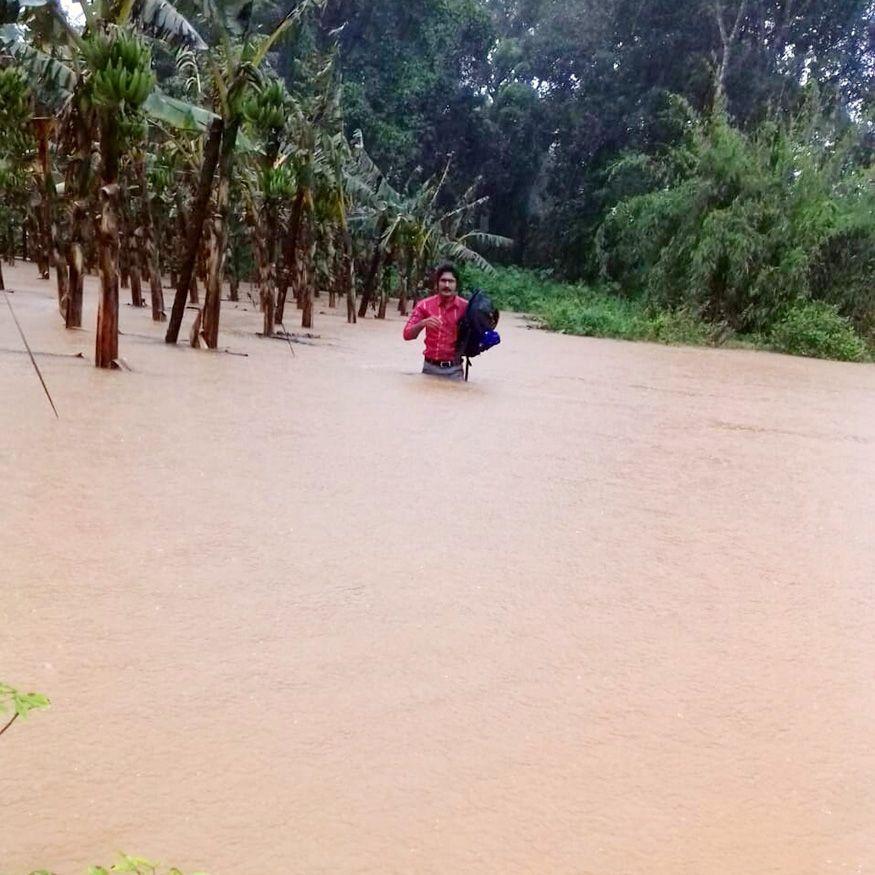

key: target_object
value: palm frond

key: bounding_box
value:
[443,241,495,274]
[131,0,207,51]
[0,27,78,93]
[459,230,513,250]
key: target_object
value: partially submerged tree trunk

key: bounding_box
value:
[119,225,130,290]
[275,187,305,325]
[95,182,120,368]
[202,119,240,349]
[66,200,86,329]
[343,232,356,324]
[32,118,54,280]
[301,265,313,328]
[398,256,412,315]
[135,154,165,321]
[129,229,144,308]
[52,214,69,319]
[357,217,386,318]
[248,207,275,337]
[376,248,394,319]
[95,107,122,369]
[166,117,223,344]
[64,126,91,328]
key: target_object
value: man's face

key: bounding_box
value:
[437,271,457,298]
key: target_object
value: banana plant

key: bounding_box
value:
[170,0,325,349]
[0,65,32,291]
[347,136,512,319]
[0,0,208,363]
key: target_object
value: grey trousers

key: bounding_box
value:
[422,360,464,380]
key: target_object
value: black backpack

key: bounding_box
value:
[456,288,501,381]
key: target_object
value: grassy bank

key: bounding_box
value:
[462,266,871,363]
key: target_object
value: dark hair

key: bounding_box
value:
[432,262,460,289]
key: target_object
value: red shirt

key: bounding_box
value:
[403,294,468,361]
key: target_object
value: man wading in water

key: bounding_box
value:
[403,262,467,380]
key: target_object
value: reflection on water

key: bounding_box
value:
[2,264,875,874]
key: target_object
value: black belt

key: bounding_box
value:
[425,357,461,368]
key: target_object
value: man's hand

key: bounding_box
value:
[420,316,441,330]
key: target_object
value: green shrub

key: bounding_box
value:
[769,301,869,361]
[643,307,714,345]
[595,100,875,337]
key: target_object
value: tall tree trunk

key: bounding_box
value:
[196,236,208,299]
[262,205,278,336]
[95,182,120,368]
[343,229,357,324]
[166,117,223,344]
[398,255,412,315]
[95,110,121,369]
[358,217,386,318]
[135,154,165,321]
[32,118,54,280]
[249,208,275,337]
[275,187,305,325]
[119,229,130,289]
[53,214,69,318]
[174,189,198,303]
[202,119,240,350]
[376,249,394,319]
[129,230,144,308]
[65,133,91,329]
[301,265,313,328]
[66,200,86,329]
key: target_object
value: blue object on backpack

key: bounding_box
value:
[480,329,501,351]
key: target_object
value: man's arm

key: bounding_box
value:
[403,302,439,340]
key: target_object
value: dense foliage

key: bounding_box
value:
[0,0,872,360]
[596,97,875,337]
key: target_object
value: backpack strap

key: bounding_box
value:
[464,356,471,382]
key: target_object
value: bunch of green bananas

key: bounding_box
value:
[245,80,288,132]
[261,162,296,200]
[88,33,155,110]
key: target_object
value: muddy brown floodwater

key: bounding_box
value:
[1,263,874,875]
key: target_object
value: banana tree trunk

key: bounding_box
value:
[119,229,130,289]
[65,135,90,327]
[202,119,240,350]
[377,248,394,319]
[32,118,53,280]
[66,200,86,329]
[398,255,411,315]
[95,109,122,369]
[129,230,144,308]
[53,216,69,318]
[248,207,275,337]
[275,187,305,325]
[358,216,386,318]
[301,263,313,329]
[343,229,356,324]
[135,154,165,321]
[95,182,120,368]
[166,117,223,344]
